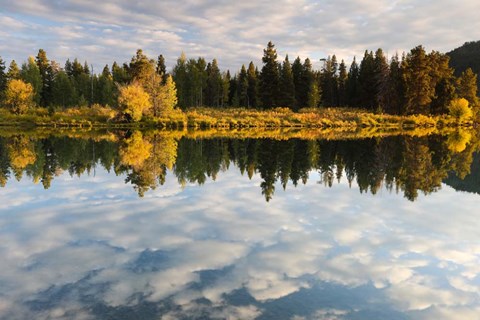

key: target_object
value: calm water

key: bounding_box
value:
[0,131,479,319]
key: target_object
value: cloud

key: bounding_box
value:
[1,160,480,318]
[1,1,480,72]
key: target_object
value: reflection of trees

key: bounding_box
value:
[0,130,479,201]
[119,131,178,196]
[7,136,36,180]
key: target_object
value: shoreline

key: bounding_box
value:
[0,107,475,131]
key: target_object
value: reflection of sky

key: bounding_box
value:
[0,164,480,319]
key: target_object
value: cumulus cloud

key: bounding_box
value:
[0,163,480,318]
[1,1,479,71]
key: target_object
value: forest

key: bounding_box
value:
[0,41,478,126]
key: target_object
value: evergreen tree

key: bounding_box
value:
[69,58,91,106]
[358,50,376,110]
[338,60,348,106]
[112,61,130,84]
[429,50,455,114]
[402,45,433,114]
[98,64,115,106]
[52,70,76,108]
[320,55,338,106]
[302,58,317,107]
[431,77,455,114]
[156,54,167,83]
[64,59,73,77]
[6,60,20,81]
[172,52,188,109]
[205,59,222,107]
[346,56,360,107]
[384,54,404,114]
[456,68,478,107]
[260,41,280,108]
[246,62,259,108]
[278,55,295,108]
[292,56,304,109]
[36,49,54,106]
[374,48,389,111]
[229,74,239,107]
[20,57,43,106]
[237,64,249,107]
[129,49,155,86]
[221,71,230,107]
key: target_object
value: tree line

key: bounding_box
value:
[0,42,478,116]
[0,131,477,201]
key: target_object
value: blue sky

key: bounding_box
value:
[1,1,479,74]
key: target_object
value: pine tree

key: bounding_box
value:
[52,70,76,108]
[384,54,404,114]
[456,68,478,107]
[320,55,338,106]
[205,59,222,107]
[221,71,230,108]
[112,61,130,84]
[156,54,167,83]
[237,65,249,107]
[346,57,360,107]
[20,57,43,106]
[278,55,295,108]
[172,52,188,109]
[36,49,54,106]
[246,62,259,108]
[431,77,455,114]
[129,49,155,86]
[260,41,280,108]
[338,60,348,106]
[229,74,239,107]
[429,50,455,114]
[98,64,115,106]
[374,48,390,111]
[402,45,433,114]
[292,56,304,109]
[358,50,376,110]
[64,59,73,77]
[302,58,317,107]
[6,60,20,81]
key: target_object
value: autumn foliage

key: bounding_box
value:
[4,79,34,114]
[117,82,151,122]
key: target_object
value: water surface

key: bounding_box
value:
[0,131,479,319]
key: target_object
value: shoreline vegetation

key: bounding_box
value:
[0,41,479,133]
[0,119,475,142]
[0,105,476,131]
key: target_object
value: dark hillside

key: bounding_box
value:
[447,41,480,91]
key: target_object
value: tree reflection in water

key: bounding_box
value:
[0,129,479,201]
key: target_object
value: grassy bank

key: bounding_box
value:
[0,106,475,130]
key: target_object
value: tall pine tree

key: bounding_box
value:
[278,55,295,108]
[247,62,259,108]
[260,41,280,108]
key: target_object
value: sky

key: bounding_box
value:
[1,0,480,73]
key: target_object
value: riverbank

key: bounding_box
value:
[0,106,475,130]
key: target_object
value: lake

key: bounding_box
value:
[0,129,479,319]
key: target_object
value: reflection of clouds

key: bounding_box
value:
[0,166,480,319]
